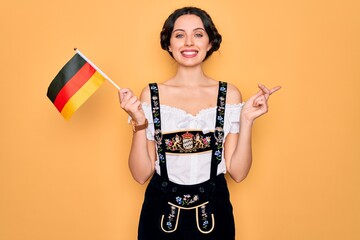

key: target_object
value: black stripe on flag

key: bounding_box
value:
[47,53,87,103]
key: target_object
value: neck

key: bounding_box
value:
[172,65,209,86]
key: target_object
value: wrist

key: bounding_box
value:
[240,116,254,127]
[131,118,148,133]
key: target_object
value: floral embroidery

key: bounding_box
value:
[212,81,227,162]
[175,194,199,206]
[200,205,209,229]
[214,150,221,157]
[158,153,165,163]
[165,206,177,230]
[150,84,168,168]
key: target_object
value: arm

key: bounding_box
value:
[118,86,156,184]
[225,84,281,183]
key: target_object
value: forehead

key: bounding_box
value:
[173,14,205,30]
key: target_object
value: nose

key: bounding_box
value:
[185,36,194,46]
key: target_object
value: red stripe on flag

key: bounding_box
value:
[53,63,96,112]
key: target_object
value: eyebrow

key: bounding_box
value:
[172,27,206,33]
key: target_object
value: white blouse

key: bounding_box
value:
[142,102,244,185]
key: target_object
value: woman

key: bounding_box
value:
[119,6,280,240]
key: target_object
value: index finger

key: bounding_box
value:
[269,86,282,95]
[258,84,271,100]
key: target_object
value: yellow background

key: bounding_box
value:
[1,0,359,239]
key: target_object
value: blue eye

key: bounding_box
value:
[175,34,184,38]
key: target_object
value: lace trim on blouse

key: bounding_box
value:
[141,103,244,141]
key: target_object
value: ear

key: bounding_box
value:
[207,42,212,52]
[168,46,172,52]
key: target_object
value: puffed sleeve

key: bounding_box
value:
[142,103,155,140]
[127,103,155,141]
[227,103,244,134]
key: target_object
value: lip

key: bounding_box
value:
[180,49,199,58]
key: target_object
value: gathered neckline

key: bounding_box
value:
[142,102,243,118]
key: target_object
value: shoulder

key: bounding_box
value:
[139,81,176,104]
[139,84,151,104]
[225,82,242,104]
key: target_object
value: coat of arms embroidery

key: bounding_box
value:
[182,132,194,150]
[164,131,211,153]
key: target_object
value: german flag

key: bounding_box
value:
[47,53,106,120]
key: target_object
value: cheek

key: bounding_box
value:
[169,41,179,52]
[199,41,212,52]
[196,38,212,51]
[205,38,212,51]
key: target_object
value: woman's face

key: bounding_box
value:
[169,14,212,67]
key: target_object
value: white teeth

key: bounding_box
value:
[182,51,197,55]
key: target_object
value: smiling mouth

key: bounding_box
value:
[181,50,198,57]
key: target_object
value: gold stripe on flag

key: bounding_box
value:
[60,71,105,120]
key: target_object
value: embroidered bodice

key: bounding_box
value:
[142,102,244,185]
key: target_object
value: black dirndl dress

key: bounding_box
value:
[138,82,235,240]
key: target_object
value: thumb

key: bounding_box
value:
[247,90,263,102]
[243,90,262,108]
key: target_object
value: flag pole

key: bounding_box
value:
[74,48,121,90]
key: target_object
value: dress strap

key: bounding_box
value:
[149,83,169,181]
[210,81,227,180]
